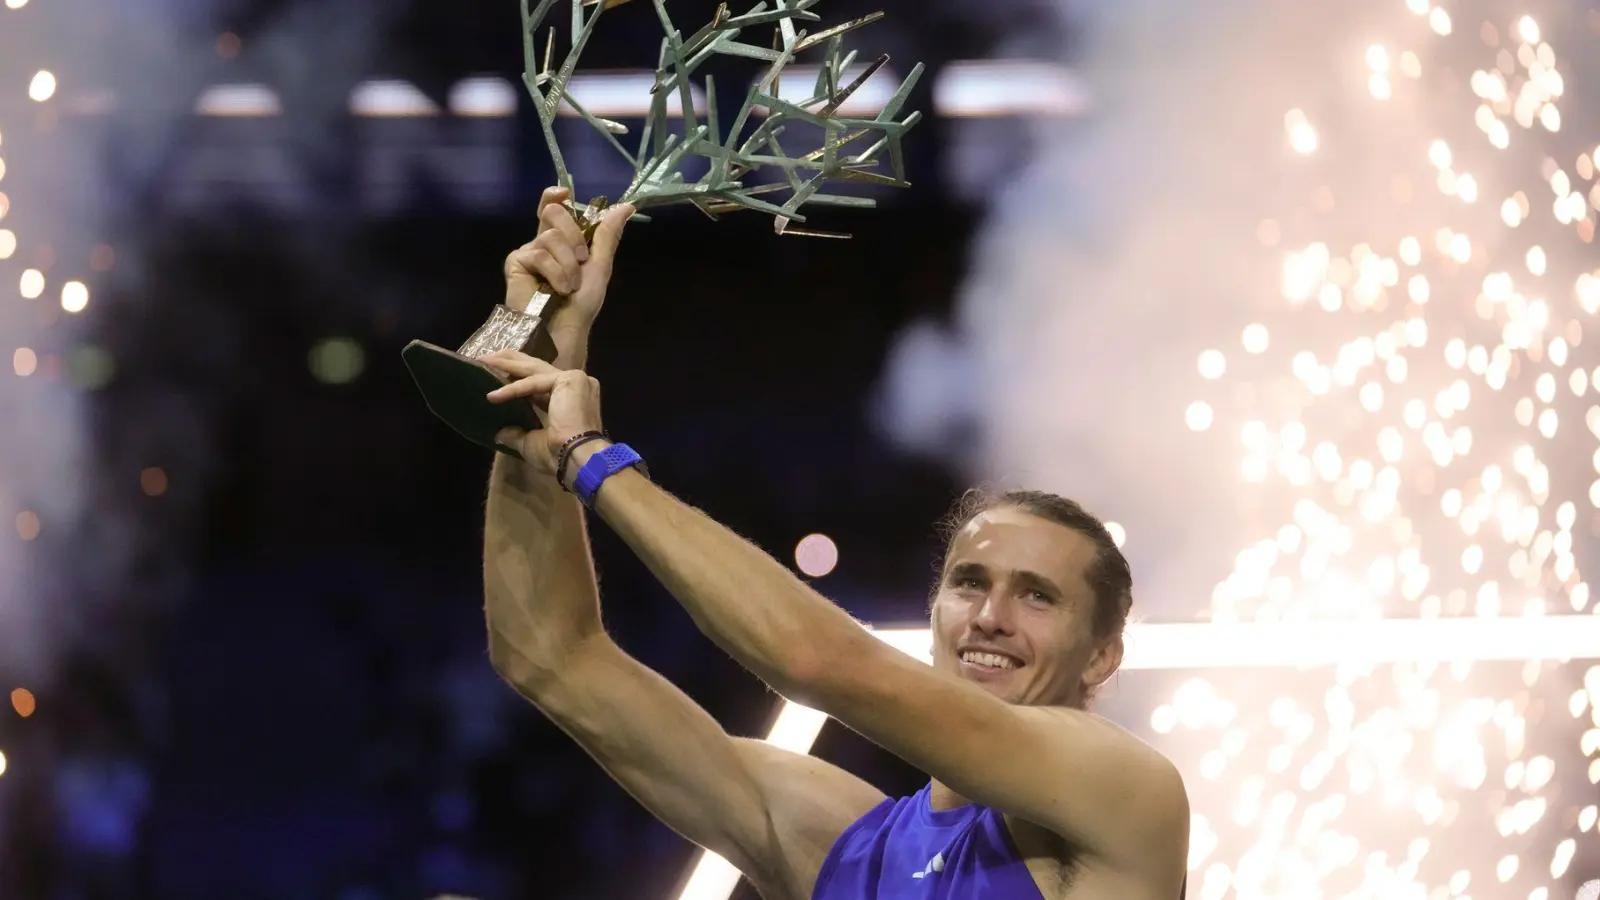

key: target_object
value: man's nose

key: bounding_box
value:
[971,591,1017,634]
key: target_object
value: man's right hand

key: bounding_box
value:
[503,186,635,365]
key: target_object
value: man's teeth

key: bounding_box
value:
[961,651,1018,670]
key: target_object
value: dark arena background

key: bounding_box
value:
[3,0,1600,898]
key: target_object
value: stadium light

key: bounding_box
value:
[181,63,1088,121]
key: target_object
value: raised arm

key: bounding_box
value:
[487,361,1187,890]
[481,186,617,678]
[480,195,883,897]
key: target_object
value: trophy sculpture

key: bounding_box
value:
[402,0,923,450]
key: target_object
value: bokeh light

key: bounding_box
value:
[794,533,839,578]
[68,345,114,390]
[1104,521,1127,549]
[140,467,168,497]
[60,280,87,313]
[11,688,35,718]
[1243,324,1270,354]
[19,267,43,298]
[308,337,366,384]
[89,243,114,272]
[1285,109,1318,154]
[27,70,55,102]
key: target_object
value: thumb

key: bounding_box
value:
[493,428,529,460]
[588,204,635,273]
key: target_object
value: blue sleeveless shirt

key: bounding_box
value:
[811,784,1045,899]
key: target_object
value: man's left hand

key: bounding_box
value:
[482,350,606,481]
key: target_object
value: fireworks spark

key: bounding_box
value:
[1179,3,1600,896]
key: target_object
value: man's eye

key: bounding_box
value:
[1030,590,1052,603]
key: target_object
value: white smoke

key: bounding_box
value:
[0,0,400,683]
[0,5,98,684]
[876,0,1350,610]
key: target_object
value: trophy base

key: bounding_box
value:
[402,340,542,451]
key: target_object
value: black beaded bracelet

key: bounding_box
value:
[556,430,609,491]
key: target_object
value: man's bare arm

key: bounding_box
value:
[486,444,882,897]
[492,631,883,895]
[571,463,1187,885]
[480,195,882,895]
[480,185,612,687]
[485,450,883,893]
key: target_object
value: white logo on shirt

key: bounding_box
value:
[911,852,945,880]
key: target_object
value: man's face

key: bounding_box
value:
[929,507,1122,708]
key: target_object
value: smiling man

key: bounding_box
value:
[933,492,1131,710]
[477,187,1189,899]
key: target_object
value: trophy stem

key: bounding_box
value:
[403,196,611,452]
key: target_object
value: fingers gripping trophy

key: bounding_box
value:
[402,0,924,452]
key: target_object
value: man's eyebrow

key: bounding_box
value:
[1013,569,1065,597]
[946,562,1064,597]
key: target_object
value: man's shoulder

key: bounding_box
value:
[1036,706,1186,787]
[731,738,889,896]
[1025,707,1190,853]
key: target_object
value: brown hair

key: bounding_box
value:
[935,487,1133,640]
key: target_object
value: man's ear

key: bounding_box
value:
[926,600,946,664]
[1084,631,1124,690]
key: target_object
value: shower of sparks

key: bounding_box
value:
[1179,4,1600,898]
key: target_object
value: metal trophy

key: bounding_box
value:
[402,0,923,451]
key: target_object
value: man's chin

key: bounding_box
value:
[961,671,1054,707]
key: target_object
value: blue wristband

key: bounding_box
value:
[573,443,648,508]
